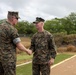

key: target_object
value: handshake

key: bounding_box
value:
[16,42,32,55]
[25,49,32,55]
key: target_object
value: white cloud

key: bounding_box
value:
[0,0,76,22]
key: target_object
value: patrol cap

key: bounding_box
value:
[8,11,20,19]
[33,17,45,24]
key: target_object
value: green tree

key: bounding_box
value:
[44,18,64,33]
[61,12,76,34]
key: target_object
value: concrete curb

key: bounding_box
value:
[16,61,32,67]
[51,55,76,69]
[16,55,76,68]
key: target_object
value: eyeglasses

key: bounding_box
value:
[35,22,39,24]
[14,17,18,20]
[16,18,18,20]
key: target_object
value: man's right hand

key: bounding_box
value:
[16,42,32,55]
[26,49,32,55]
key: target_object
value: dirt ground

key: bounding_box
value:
[51,55,76,75]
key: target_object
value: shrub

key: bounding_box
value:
[57,47,67,52]
[66,45,76,52]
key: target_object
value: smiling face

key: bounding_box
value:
[12,16,18,25]
[35,21,44,30]
[7,11,19,26]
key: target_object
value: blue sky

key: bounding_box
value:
[0,0,76,22]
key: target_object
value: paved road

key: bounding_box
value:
[51,55,76,75]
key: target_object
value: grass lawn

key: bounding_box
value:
[16,53,74,75]
[17,53,32,65]
[54,53,73,64]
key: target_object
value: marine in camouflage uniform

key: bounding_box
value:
[30,17,57,75]
[0,11,21,75]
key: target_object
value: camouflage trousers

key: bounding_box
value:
[32,63,50,75]
[0,61,16,75]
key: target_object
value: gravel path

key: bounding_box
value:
[51,55,76,75]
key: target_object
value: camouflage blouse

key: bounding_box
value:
[0,20,20,62]
[30,30,57,64]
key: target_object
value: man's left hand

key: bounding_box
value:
[48,58,55,66]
